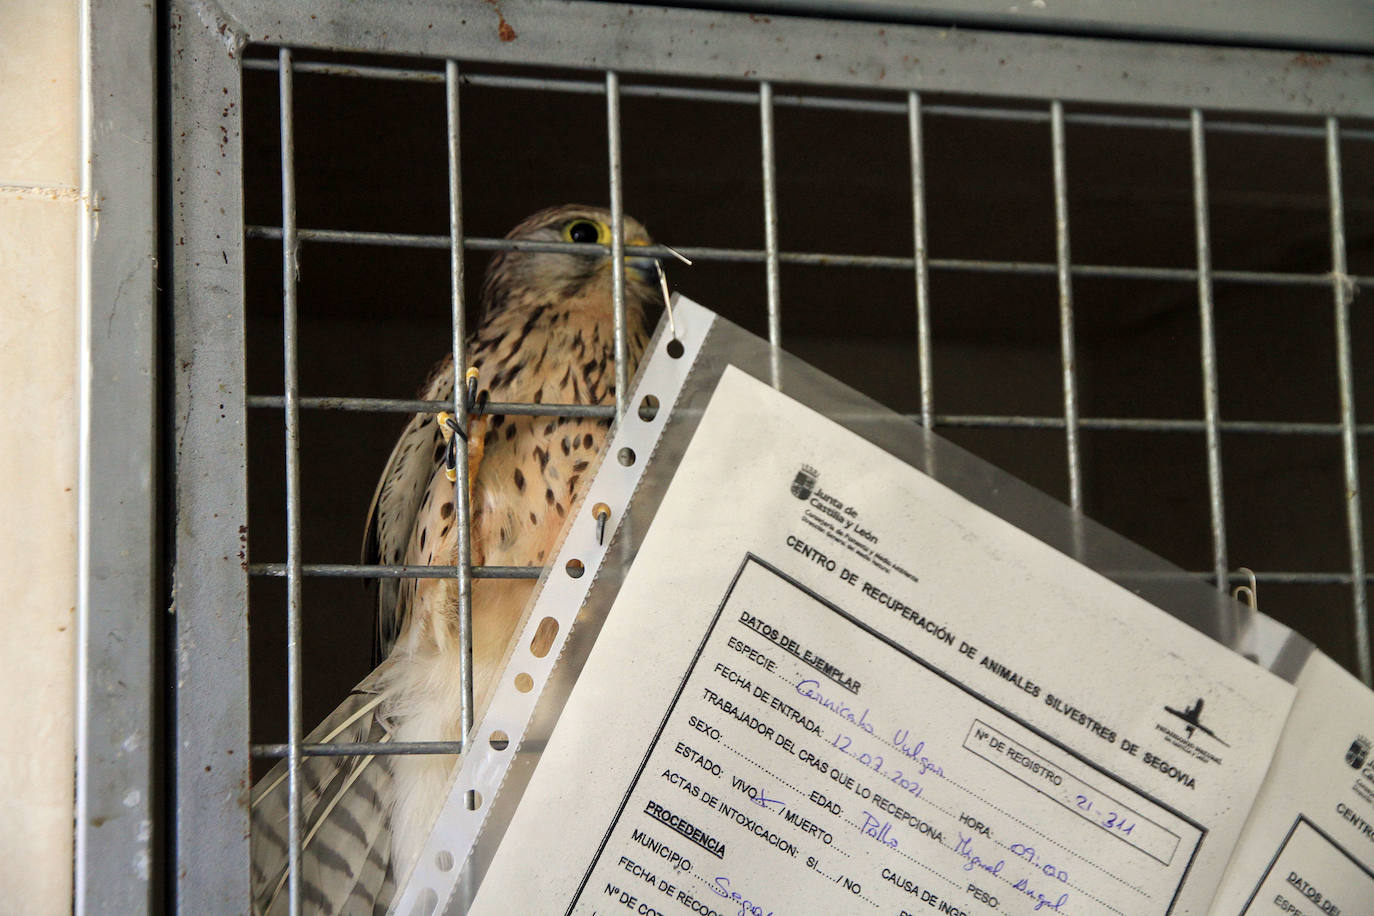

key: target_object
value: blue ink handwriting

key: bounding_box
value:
[858,811,899,849]
[892,729,944,777]
[712,875,775,916]
[1012,877,1069,912]
[796,680,876,734]
[953,833,1005,877]
[1009,842,1070,884]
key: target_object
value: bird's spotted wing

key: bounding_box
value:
[362,361,455,664]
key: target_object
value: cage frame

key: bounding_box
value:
[75,0,158,912]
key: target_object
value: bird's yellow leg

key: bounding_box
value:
[437,410,488,567]
[462,367,486,566]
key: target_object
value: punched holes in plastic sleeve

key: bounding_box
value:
[530,617,559,658]
[391,301,715,914]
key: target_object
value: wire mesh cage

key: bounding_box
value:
[156,1,1374,910]
[237,52,1374,749]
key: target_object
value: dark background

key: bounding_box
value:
[238,49,1374,769]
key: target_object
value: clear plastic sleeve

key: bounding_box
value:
[391,297,1311,915]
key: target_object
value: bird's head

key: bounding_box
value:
[479,204,658,322]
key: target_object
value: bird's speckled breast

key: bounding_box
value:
[468,294,649,566]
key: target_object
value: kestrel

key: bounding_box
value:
[251,204,659,914]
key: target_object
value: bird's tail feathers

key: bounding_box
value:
[251,679,400,915]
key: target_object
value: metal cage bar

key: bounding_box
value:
[244,563,1374,586]
[1190,110,1230,593]
[276,46,307,916]
[445,59,478,750]
[250,563,543,579]
[760,81,783,386]
[1326,117,1372,686]
[243,225,1374,289]
[256,741,468,757]
[247,394,617,417]
[244,394,1374,436]
[240,57,1374,143]
[930,415,1374,435]
[1050,100,1083,512]
[907,91,934,430]
[608,71,630,421]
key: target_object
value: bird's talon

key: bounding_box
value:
[437,410,467,443]
[443,436,459,482]
[465,367,481,414]
[437,411,466,482]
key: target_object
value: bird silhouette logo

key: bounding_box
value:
[1163,697,1229,747]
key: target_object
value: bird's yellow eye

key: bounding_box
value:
[562,219,608,245]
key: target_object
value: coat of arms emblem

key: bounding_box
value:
[1347,736,1370,769]
[791,464,819,500]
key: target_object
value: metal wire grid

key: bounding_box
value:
[244,62,1373,580]
[239,45,1370,916]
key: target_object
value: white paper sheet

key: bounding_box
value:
[1209,651,1374,915]
[467,367,1296,916]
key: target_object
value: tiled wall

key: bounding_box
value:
[0,1,80,911]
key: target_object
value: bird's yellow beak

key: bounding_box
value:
[626,238,657,278]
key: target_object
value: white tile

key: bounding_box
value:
[0,0,80,187]
[0,192,78,915]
